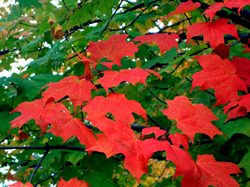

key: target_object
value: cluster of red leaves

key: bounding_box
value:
[9,177,89,187]
[160,0,250,121]
[10,0,250,185]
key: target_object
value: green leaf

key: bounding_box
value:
[239,151,250,178]
[83,153,119,187]
[213,115,250,145]
[65,151,86,166]
[16,0,42,9]
[0,111,20,134]
[41,150,61,169]
[20,74,64,100]
[7,5,23,21]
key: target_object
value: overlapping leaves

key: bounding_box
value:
[4,0,250,185]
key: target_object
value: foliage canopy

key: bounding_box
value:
[0,0,250,186]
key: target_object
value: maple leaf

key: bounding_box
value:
[160,0,200,19]
[186,19,239,49]
[141,127,166,139]
[97,67,161,93]
[191,54,248,106]
[203,1,236,21]
[243,43,250,53]
[182,155,241,187]
[87,34,138,69]
[42,75,97,109]
[10,98,75,135]
[39,99,73,127]
[16,131,29,140]
[10,99,49,133]
[87,131,146,182]
[57,177,89,187]
[48,17,63,41]
[83,93,147,125]
[237,0,250,13]
[224,94,250,121]
[162,96,222,142]
[9,182,33,187]
[204,0,250,21]
[143,139,196,179]
[67,53,95,81]
[213,43,230,59]
[169,132,189,151]
[85,116,147,182]
[134,33,180,54]
[231,56,250,87]
[47,118,96,148]
[87,116,136,142]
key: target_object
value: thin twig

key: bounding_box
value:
[110,2,153,31]
[158,18,191,33]
[0,136,9,144]
[62,0,70,12]
[100,0,124,35]
[147,114,168,132]
[0,145,86,151]
[170,58,185,74]
[29,149,50,183]
[147,88,167,104]
[121,0,158,14]
[20,22,38,27]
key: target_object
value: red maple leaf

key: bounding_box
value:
[10,98,96,147]
[186,19,239,49]
[9,182,33,187]
[47,118,96,148]
[243,44,250,53]
[10,99,50,133]
[237,0,250,13]
[191,54,248,106]
[213,43,230,59]
[57,177,89,187]
[182,155,241,187]
[87,116,136,143]
[162,96,222,142]
[42,75,97,109]
[87,34,138,69]
[203,0,250,21]
[97,68,161,93]
[160,0,200,19]
[203,1,236,21]
[67,53,95,81]
[141,127,166,139]
[10,98,69,134]
[224,94,250,121]
[86,120,146,182]
[231,56,250,87]
[83,93,147,125]
[134,33,180,54]
[169,132,189,151]
[17,132,29,140]
[142,139,196,179]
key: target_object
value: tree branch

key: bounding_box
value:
[100,0,124,35]
[29,149,50,183]
[121,0,158,14]
[0,145,86,151]
[62,0,70,12]
[147,88,167,105]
